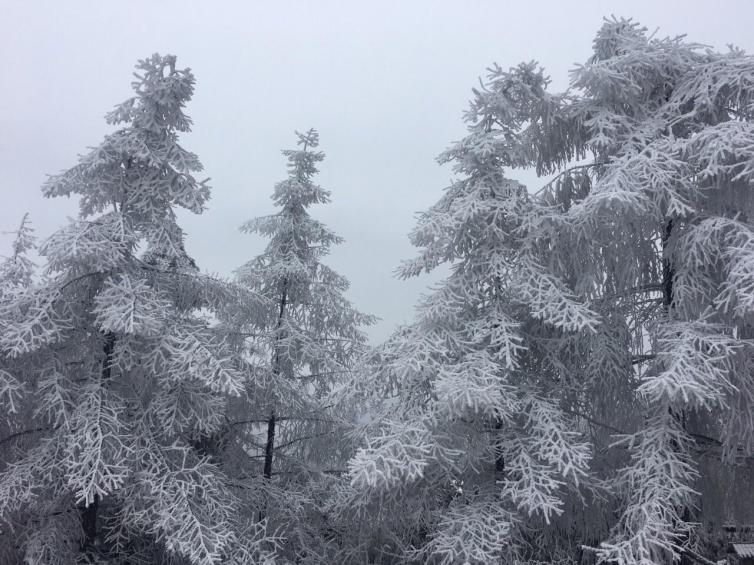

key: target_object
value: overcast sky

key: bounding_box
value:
[2,0,752,341]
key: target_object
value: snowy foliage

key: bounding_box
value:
[3,17,754,565]
[0,55,275,564]
[349,17,754,565]
[346,56,597,562]
[219,129,376,563]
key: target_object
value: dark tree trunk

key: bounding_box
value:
[81,493,99,553]
[263,279,288,482]
[101,332,115,381]
[263,411,276,479]
[494,419,505,479]
[662,218,674,310]
[258,281,288,521]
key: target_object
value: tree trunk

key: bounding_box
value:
[263,279,288,481]
[662,219,674,310]
[258,281,288,521]
[81,493,99,553]
[494,419,505,479]
[263,411,276,479]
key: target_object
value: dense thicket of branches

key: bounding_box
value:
[0,55,276,565]
[1,18,753,565]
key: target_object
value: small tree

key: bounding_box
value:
[0,214,35,421]
[0,55,275,564]
[0,214,35,294]
[226,129,375,561]
[0,216,38,565]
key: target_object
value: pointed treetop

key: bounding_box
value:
[295,128,319,150]
[106,53,195,133]
[0,213,35,291]
[272,128,330,208]
[42,53,209,223]
[590,17,649,61]
[5,213,35,263]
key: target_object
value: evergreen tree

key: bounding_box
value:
[224,129,375,562]
[346,74,598,565]
[0,215,38,564]
[350,17,754,565]
[529,19,754,564]
[0,214,36,295]
[0,214,35,421]
[0,55,275,564]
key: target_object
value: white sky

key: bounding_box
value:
[1,0,752,341]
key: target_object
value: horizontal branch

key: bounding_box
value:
[681,547,717,565]
[272,468,347,476]
[564,408,627,436]
[229,415,339,427]
[631,354,656,366]
[0,426,51,447]
[535,162,601,196]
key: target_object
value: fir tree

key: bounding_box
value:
[350,17,754,565]
[0,216,38,564]
[0,214,35,421]
[0,214,36,295]
[224,129,375,562]
[347,74,597,564]
[537,19,754,564]
[0,55,275,565]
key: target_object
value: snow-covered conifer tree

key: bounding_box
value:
[0,215,35,416]
[363,17,754,565]
[346,68,599,563]
[0,55,275,564]
[225,129,375,561]
[350,17,754,565]
[0,215,37,513]
[0,214,35,296]
[516,19,754,564]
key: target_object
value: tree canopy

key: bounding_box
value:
[2,18,754,565]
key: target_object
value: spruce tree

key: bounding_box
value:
[350,17,754,565]
[347,74,598,565]
[225,129,375,561]
[0,55,275,565]
[0,214,35,421]
[532,19,754,564]
[0,215,38,565]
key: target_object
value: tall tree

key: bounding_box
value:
[498,18,754,564]
[225,129,375,561]
[346,76,598,565]
[0,55,275,564]
[350,17,754,565]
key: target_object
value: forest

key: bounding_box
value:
[1,16,754,565]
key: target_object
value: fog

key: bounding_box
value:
[2,0,752,340]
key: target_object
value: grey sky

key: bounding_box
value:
[2,0,752,341]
